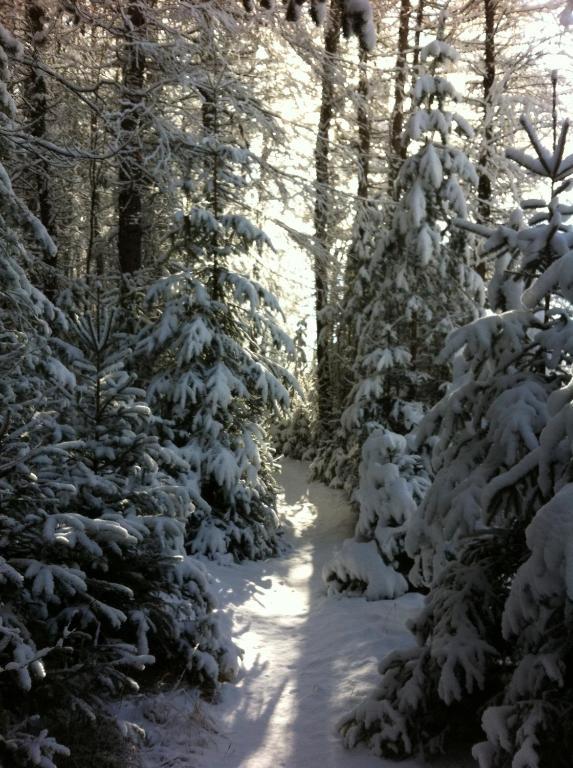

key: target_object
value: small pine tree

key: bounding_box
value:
[0,252,239,768]
[59,305,239,674]
[273,319,317,462]
[137,207,296,560]
[344,35,481,440]
[321,33,482,599]
[324,428,430,599]
[128,18,298,561]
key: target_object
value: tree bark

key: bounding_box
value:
[356,47,371,207]
[25,0,57,297]
[314,0,342,431]
[388,0,411,197]
[336,46,372,413]
[87,109,103,277]
[477,0,496,277]
[117,1,146,275]
[410,0,425,85]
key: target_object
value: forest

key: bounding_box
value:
[1,0,573,766]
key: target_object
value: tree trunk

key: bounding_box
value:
[314,0,342,431]
[477,0,496,277]
[87,110,103,277]
[410,0,425,85]
[336,46,372,413]
[344,46,371,287]
[117,1,146,275]
[388,0,411,197]
[200,80,222,297]
[356,48,371,208]
[25,0,57,297]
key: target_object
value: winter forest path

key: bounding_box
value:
[197,458,429,768]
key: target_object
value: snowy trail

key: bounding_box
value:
[197,458,430,768]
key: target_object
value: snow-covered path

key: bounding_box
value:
[197,458,428,768]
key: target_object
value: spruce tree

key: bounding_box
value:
[0,25,237,765]
[136,66,297,558]
[339,106,573,768]
[322,33,482,599]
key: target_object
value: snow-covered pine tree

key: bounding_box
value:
[0,60,64,768]
[322,31,482,600]
[310,202,382,493]
[54,303,239,676]
[339,106,573,766]
[273,318,318,461]
[0,172,237,768]
[346,34,481,439]
[273,401,316,460]
[471,109,573,768]
[323,427,430,599]
[137,207,296,560]
[1,293,238,762]
[406,207,543,587]
[26,2,296,565]
[135,36,297,559]
[0,26,74,766]
[0,26,236,765]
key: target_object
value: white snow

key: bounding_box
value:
[196,458,423,768]
[115,459,469,767]
[324,538,408,600]
[344,0,377,51]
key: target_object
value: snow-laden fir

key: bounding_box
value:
[339,106,573,768]
[320,33,483,600]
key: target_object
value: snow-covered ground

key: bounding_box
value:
[118,458,470,767]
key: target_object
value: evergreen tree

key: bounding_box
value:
[273,318,317,461]
[0,26,237,765]
[339,107,573,768]
[344,35,481,440]
[322,33,483,599]
[136,102,296,558]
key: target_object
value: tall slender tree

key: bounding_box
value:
[117,1,147,276]
[323,30,483,599]
[313,0,343,432]
[22,0,58,296]
[388,0,412,194]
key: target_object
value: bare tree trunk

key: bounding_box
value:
[336,46,372,413]
[117,1,146,275]
[87,110,103,277]
[410,0,425,84]
[25,0,57,296]
[314,0,342,431]
[195,7,223,301]
[356,48,371,208]
[200,81,222,298]
[388,0,411,197]
[477,0,496,275]
[345,46,371,281]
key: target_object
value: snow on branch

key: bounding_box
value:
[244,0,376,51]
